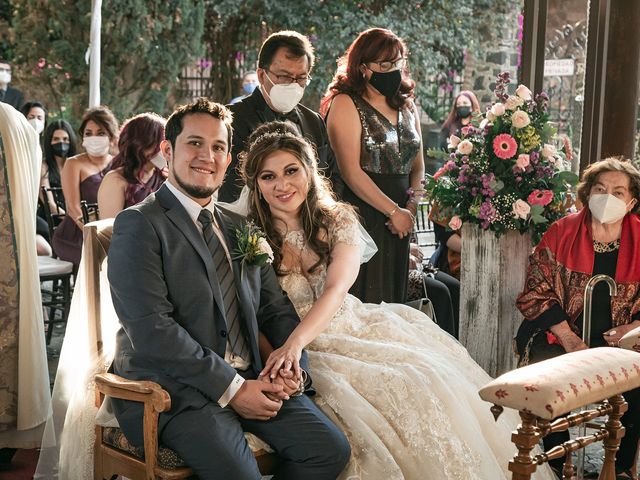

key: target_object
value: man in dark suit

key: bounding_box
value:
[0,60,24,111]
[108,98,350,479]
[219,31,343,202]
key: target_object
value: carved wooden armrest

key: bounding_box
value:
[95,372,171,412]
[479,347,640,419]
[94,372,171,478]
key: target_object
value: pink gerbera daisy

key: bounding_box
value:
[493,134,518,159]
[527,189,554,206]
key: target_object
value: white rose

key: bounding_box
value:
[505,95,524,111]
[490,102,506,116]
[541,143,557,159]
[512,199,531,220]
[448,134,461,149]
[257,237,274,263]
[479,118,490,130]
[448,215,462,230]
[486,110,496,123]
[457,139,474,155]
[511,110,531,129]
[515,84,533,101]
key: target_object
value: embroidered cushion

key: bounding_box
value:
[619,325,640,352]
[478,347,640,419]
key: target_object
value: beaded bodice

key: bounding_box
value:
[350,94,421,175]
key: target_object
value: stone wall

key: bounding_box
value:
[463,4,522,109]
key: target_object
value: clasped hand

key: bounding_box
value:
[386,207,414,239]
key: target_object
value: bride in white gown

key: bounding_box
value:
[240,122,555,480]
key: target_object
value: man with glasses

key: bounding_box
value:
[0,60,24,111]
[220,31,343,202]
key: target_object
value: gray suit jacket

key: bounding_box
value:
[108,184,307,445]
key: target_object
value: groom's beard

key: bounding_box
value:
[173,171,218,199]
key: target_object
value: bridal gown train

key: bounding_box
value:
[277,213,555,480]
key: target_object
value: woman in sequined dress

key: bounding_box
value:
[321,28,423,303]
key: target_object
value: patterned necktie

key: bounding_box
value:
[197,209,248,360]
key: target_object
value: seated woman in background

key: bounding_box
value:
[516,157,640,478]
[240,121,554,480]
[20,100,47,138]
[407,242,460,337]
[52,105,118,267]
[438,90,480,150]
[39,120,78,217]
[97,113,166,218]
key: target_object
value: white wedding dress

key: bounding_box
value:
[278,212,555,480]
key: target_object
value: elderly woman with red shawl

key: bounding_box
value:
[516,157,640,479]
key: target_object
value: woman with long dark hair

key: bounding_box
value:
[97,112,166,218]
[321,28,423,304]
[439,90,480,149]
[39,119,78,214]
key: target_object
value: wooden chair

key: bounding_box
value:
[39,185,74,344]
[479,347,640,479]
[83,221,276,480]
[81,200,100,224]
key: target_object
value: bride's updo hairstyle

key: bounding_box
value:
[240,120,355,274]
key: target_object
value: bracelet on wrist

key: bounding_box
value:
[386,203,399,218]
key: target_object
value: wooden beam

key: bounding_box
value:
[520,0,548,95]
[580,0,640,171]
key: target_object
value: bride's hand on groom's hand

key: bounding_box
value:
[272,369,303,397]
[229,380,287,420]
[260,342,302,381]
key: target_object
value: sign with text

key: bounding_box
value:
[544,58,575,77]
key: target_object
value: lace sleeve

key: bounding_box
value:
[329,206,360,248]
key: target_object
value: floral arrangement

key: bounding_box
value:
[233,222,274,267]
[424,72,578,243]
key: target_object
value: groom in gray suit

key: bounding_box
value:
[107,98,350,479]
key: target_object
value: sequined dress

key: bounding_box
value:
[278,209,554,480]
[343,94,420,303]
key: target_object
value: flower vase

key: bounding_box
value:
[459,224,532,377]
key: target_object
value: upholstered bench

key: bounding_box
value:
[479,347,640,479]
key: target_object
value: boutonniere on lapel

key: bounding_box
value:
[232,222,274,270]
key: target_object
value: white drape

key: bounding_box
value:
[0,103,51,447]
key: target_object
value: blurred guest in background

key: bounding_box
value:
[439,90,480,150]
[98,112,166,218]
[229,70,258,104]
[21,101,47,138]
[0,59,24,110]
[52,105,118,266]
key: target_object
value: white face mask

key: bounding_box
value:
[83,136,111,157]
[150,151,167,170]
[0,70,11,84]
[588,193,633,224]
[263,74,305,113]
[28,118,45,135]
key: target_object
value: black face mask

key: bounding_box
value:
[51,142,70,158]
[456,106,472,119]
[368,69,402,99]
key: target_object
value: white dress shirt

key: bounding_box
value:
[165,180,250,407]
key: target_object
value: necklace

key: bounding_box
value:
[593,238,620,253]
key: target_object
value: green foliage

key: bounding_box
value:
[202,0,520,112]
[11,0,205,124]
[7,0,520,125]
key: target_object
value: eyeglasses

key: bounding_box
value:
[265,69,311,87]
[366,57,408,73]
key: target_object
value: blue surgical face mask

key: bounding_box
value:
[242,82,257,95]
